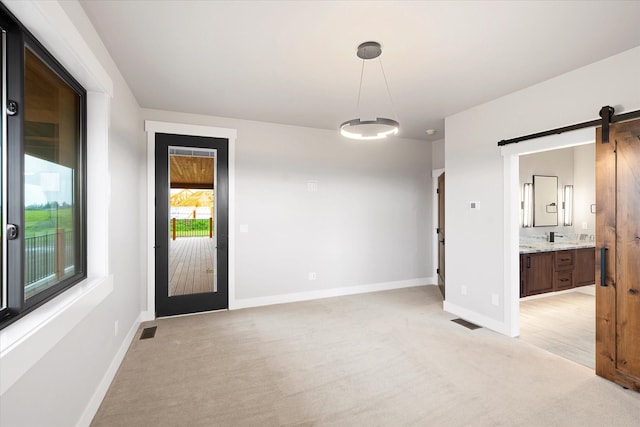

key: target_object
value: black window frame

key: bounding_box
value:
[0,4,87,329]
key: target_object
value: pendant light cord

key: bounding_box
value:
[355,59,365,112]
[379,58,399,121]
[354,56,398,120]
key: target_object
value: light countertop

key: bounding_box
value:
[519,241,596,254]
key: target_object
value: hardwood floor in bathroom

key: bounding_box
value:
[519,286,595,369]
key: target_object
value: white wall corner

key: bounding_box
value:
[443,300,514,337]
[75,310,144,427]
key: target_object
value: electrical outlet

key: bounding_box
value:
[114,320,119,337]
[491,294,499,306]
[308,272,317,281]
[582,222,588,230]
[461,285,467,295]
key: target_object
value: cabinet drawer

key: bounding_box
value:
[555,270,573,290]
[554,250,575,270]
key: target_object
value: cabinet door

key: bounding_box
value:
[575,247,595,287]
[522,252,554,296]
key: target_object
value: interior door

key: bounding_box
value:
[155,133,228,317]
[595,118,640,391]
[437,172,445,297]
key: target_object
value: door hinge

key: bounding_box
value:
[437,268,440,274]
[436,188,439,194]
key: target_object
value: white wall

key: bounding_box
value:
[143,109,434,306]
[444,45,640,335]
[0,2,145,426]
[432,138,444,170]
[519,147,574,238]
[573,144,596,236]
[518,144,596,239]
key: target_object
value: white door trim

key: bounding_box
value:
[500,127,594,337]
[143,121,237,319]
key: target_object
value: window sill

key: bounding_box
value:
[0,274,113,395]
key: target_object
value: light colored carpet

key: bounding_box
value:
[519,287,595,369]
[92,286,640,426]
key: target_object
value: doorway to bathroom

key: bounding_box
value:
[516,143,596,369]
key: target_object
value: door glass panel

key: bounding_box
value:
[168,147,216,296]
[24,47,82,301]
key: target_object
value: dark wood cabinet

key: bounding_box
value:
[520,252,554,297]
[574,247,595,287]
[554,250,575,290]
[520,247,595,297]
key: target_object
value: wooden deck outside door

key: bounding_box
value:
[437,172,445,298]
[596,119,640,391]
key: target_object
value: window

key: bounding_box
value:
[1,5,86,328]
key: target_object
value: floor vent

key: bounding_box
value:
[451,318,481,330]
[140,326,157,340]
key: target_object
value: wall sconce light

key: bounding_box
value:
[522,183,533,227]
[563,185,573,226]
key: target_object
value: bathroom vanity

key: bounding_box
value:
[519,243,595,297]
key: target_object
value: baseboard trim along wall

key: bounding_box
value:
[77,311,145,427]
[443,300,512,337]
[231,277,435,310]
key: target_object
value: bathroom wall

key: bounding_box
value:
[573,144,596,237]
[518,144,595,241]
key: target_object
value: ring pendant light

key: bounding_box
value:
[340,41,399,140]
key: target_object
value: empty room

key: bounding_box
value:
[1,1,640,426]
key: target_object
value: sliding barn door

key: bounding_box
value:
[595,119,640,391]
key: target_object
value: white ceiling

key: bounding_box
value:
[80,0,640,141]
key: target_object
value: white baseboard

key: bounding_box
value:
[231,277,431,310]
[443,301,513,337]
[139,310,155,322]
[76,312,144,427]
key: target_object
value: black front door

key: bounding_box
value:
[155,133,228,317]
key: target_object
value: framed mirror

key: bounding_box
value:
[533,175,558,227]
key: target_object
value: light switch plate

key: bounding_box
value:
[470,201,480,210]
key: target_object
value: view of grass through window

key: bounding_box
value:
[24,47,82,300]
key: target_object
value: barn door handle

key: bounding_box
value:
[600,247,608,287]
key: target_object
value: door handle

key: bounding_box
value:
[6,224,18,240]
[439,239,445,244]
[600,247,608,287]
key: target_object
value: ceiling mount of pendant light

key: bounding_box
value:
[340,41,399,140]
